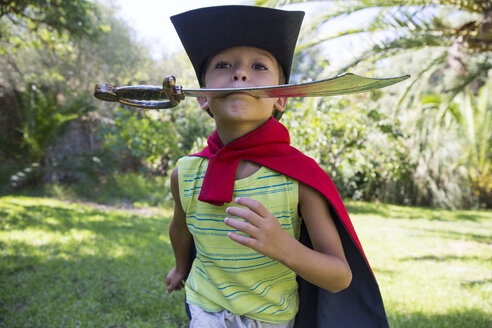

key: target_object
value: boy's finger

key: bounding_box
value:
[166,283,175,294]
[228,231,256,249]
[165,274,173,287]
[224,217,258,236]
[166,280,183,294]
[234,197,271,217]
[226,206,263,226]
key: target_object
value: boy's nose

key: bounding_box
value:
[232,68,248,82]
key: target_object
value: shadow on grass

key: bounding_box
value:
[345,201,391,217]
[372,267,398,276]
[399,254,492,263]
[0,197,189,327]
[460,278,492,288]
[406,226,491,244]
[455,212,491,221]
[345,201,492,222]
[388,308,492,328]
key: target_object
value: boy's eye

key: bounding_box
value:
[215,61,231,69]
[253,63,268,70]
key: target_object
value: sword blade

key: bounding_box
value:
[183,73,410,98]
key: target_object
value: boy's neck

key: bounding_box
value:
[215,118,270,145]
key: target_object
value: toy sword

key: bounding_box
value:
[94,73,410,109]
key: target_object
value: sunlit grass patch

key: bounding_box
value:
[347,201,492,328]
[0,196,186,327]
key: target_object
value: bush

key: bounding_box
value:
[284,96,414,204]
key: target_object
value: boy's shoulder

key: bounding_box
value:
[177,156,209,179]
[178,155,208,166]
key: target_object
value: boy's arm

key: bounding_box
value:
[166,167,193,294]
[224,183,352,293]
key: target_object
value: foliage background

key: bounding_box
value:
[0,1,490,208]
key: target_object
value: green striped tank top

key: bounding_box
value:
[178,156,301,323]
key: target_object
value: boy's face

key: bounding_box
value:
[198,46,287,126]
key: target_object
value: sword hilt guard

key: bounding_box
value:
[94,75,184,109]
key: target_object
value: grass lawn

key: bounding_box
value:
[1,196,491,327]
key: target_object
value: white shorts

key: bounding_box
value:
[188,304,295,328]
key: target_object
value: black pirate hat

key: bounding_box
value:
[171,6,304,86]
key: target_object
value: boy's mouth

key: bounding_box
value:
[224,91,259,99]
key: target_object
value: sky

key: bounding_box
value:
[114,0,256,59]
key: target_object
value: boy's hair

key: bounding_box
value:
[171,6,304,120]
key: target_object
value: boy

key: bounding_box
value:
[166,6,389,328]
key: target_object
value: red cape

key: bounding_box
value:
[192,117,389,327]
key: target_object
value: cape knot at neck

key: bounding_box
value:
[196,118,290,205]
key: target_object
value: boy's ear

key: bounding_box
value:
[274,97,288,112]
[197,97,209,111]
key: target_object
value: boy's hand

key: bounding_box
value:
[224,197,294,262]
[166,267,186,294]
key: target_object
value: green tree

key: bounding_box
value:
[455,78,492,207]
[258,0,492,208]
[0,1,157,189]
[0,0,105,43]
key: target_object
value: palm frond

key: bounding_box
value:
[255,0,309,7]
[278,0,488,13]
[332,31,449,71]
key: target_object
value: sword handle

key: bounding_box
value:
[94,75,184,109]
